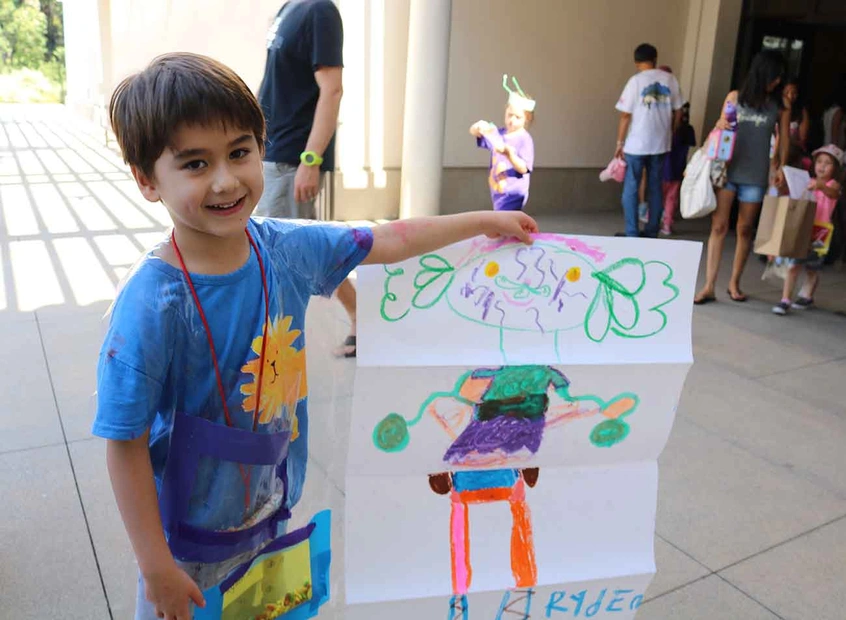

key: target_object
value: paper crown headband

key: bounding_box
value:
[503,74,536,112]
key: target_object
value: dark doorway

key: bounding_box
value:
[733,1,846,137]
[730,1,846,261]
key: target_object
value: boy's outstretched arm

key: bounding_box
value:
[361,210,538,265]
[107,434,205,620]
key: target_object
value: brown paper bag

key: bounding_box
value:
[754,195,815,258]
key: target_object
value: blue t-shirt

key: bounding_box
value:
[93,218,372,532]
[258,0,342,171]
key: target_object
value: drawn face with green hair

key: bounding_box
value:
[446,244,595,334]
[378,234,680,345]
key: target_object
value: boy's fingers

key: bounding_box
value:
[175,597,193,620]
[514,225,532,244]
[521,214,540,234]
[189,582,206,608]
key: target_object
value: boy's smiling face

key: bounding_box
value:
[132,123,263,242]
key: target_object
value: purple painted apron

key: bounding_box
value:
[163,229,290,564]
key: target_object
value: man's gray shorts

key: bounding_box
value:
[254,161,322,220]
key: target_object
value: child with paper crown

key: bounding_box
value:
[469,74,536,211]
[772,144,843,315]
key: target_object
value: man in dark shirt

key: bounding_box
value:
[257,0,358,357]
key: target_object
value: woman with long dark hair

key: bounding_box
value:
[783,78,810,168]
[695,51,790,304]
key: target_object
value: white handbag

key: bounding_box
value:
[680,148,717,219]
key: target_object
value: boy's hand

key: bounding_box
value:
[144,561,205,620]
[482,211,539,244]
[715,118,732,130]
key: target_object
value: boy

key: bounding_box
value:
[94,52,537,620]
[613,43,684,238]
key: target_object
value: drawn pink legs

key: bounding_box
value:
[448,477,537,595]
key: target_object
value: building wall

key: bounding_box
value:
[680,0,743,145]
[64,0,742,220]
[62,0,105,120]
[438,0,693,216]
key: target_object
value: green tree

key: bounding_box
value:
[0,0,47,69]
[38,0,63,61]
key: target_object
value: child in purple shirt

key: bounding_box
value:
[661,102,696,235]
[469,75,536,211]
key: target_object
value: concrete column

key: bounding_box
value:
[680,0,743,141]
[97,0,113,99]
[399,0,452,219]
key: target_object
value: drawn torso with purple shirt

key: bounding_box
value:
[477,127,535,211]
[444,365,566,467]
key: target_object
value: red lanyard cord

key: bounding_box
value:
[171,228,271,510]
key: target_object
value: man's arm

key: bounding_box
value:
[362,211,538,266]
[294,66,343,203]
[107,434,204,619]
[615,113,632,159]
[305,66,343,163]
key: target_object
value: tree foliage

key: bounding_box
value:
[0,0,63,69]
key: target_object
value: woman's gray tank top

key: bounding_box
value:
[727,101,780,188]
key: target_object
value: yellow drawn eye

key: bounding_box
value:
[484,262,500,277]
[565,267,581,282]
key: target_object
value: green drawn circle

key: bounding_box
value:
[590,418,630,447]
[373,413,410,452]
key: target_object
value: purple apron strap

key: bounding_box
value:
[159,412,291,563]
[171,504,293,564]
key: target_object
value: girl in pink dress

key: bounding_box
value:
[773,144,843,315]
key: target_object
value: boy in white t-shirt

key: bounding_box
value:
[613,43,685,237]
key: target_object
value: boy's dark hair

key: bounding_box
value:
[110,52,266,178]
[634,44,658,64]
[738,50,786,110]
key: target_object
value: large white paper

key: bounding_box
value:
[357,235,702,366]
[346,463,658,604]
[783,165,814,201]
[345,234,701,619]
